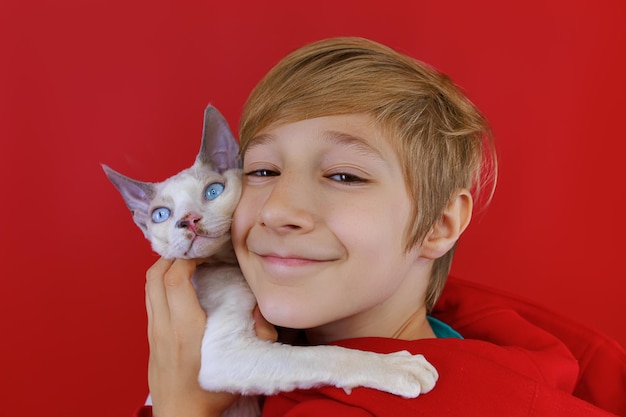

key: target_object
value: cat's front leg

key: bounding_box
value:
[200,333,437,399]
[195,270,437,399]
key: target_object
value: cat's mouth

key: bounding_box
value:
[182,224,228,241]
[183,231,230,258]
[195,232,224,239]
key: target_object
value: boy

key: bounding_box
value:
[141,37,618,416]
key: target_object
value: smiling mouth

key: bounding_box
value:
[259,254,332,267]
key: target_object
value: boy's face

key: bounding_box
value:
[232,114,432,343]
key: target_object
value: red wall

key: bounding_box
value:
[1,1,625,416]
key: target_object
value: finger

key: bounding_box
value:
[146,258,175,341]
[163,259,206,328]
[194,257,211,266]
[146,283,153,345]
[253,305,278,342]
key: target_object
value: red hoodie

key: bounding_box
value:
[134,277,626,417]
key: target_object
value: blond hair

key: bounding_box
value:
[239,37,496,310]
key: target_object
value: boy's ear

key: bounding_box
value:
[420,189,473,260]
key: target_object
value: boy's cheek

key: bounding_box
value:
[231,202,253,243]
[230,219,250,257]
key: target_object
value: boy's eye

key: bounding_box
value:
[245,169,279,177]
[328,173,367,183]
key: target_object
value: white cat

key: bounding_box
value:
[103,105,438,416]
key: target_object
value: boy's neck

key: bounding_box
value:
[391,305,436,340]
[305,304,435,344]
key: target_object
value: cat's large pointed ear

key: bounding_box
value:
[102,164,154,236]
[198,105,241,173]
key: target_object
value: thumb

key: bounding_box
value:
[252,305,278,342]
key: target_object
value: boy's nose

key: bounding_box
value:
[259,175,315,233]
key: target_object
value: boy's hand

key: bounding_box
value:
[253,304,279,343]
[145,258,277,417]
[145,258,235,417]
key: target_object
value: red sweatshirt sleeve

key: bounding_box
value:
[262,337,617,417]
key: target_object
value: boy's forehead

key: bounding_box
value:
[320,130,386,162]
[245,114,393,159]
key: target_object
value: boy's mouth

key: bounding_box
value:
[260,254,323,266]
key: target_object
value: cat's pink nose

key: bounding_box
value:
[176,213,202,233]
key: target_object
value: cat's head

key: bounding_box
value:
[103,105,242,259]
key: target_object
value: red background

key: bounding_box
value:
[1,1,625,416]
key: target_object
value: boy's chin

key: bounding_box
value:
[258,300,321,330]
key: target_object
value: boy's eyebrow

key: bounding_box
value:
[245,133,275,152]
[322,130,386,162]
[244,129,387,162]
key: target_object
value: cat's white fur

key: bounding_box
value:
[103,105,438,417]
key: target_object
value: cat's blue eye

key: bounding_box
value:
[151,207,171,223]
[205,182,225,201]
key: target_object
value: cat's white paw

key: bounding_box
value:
[370,350,438,398]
